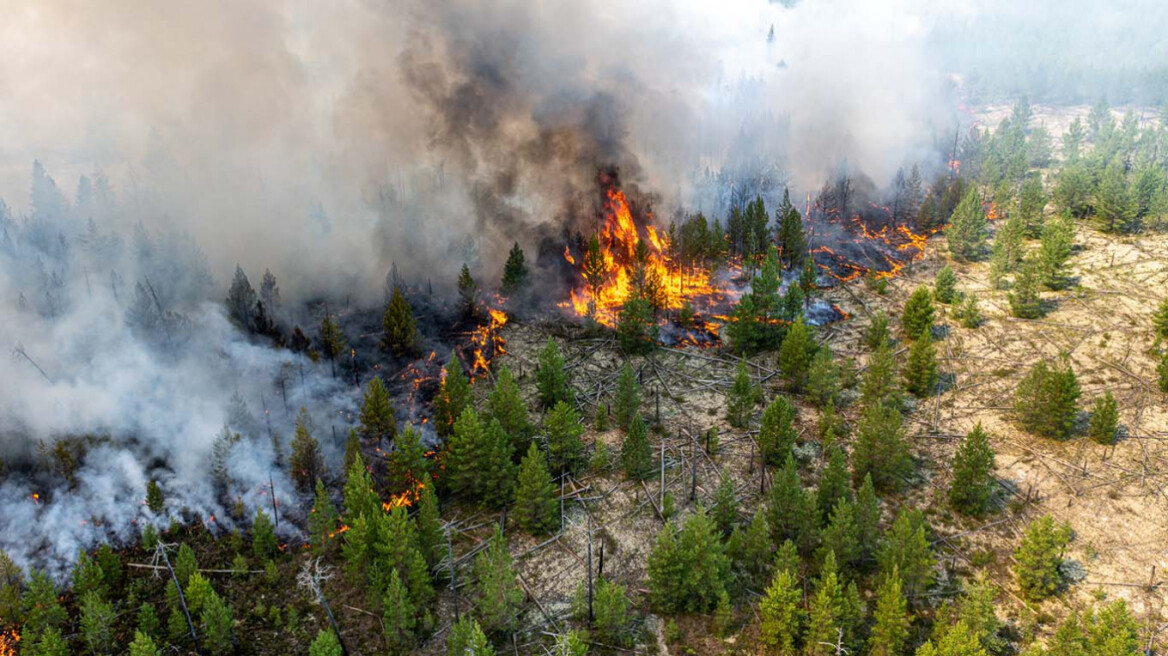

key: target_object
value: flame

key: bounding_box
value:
[328,524,350,539]
[562,188,716,328]
[30,493,40,504]
[468,301,508,379]
[383,477,426,511]
[986,201,1003,221]
[0,629,19,656]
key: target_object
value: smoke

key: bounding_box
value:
[2,0,1168,575]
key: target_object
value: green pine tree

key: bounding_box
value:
[852,402,912,492]
[388,424,430,495]
[865,311,891,351]
[614,363,642,431]
[902,286,936,340]
[935,266,958,304]
[727,510,775,586]
[903,329,940,397]
[129,630,161,656]
[308,479,339,556]
[767,456,820,556]
[514,443,558,535]
[1038,213,1074,289]
[383,286,418,355]
[474,525,524,634]
[957,293,982,329]
[727,359,761,427]
[620,414,654,481]
[861,343,902,409]
[72,549,106,600]
[805,551,853,656]
[948,188,988,261]
[776,189,806,269]
[710,475,739,537]
[854,474,881,564]
[146,479,165,514]
[359,377,396,447]
[817,498,861,573]
[816,447,853,526]
[546,401,585,474]
[414,482,443,570]
[457,263,478,315]
[759,567,803,653]
[309,629,343,656]
[870,568,910,656]
[877,509,936,600]
[1159,351,1168,393]
[252,508,277,561]
[1009,256,1044,319]
[79,589,115,655]
[501,242,530,297]
[318,311,348,378]
[29,627,69,656]
[383,568,417,654]
[343,455,380,520]
[488,365,533,454]
[647,509,731,613]
[200,590,234,656]
[174,543,198,587]
[617,296,658,353]
[478,418,517,507]
[536,338,571,408]
[1013,514,1072,602]
[806,345,841,407]
[1014,358,1080,440]
[1153,298,1168,341]
[758,396,797,466]
[948,423,997,517]
[778,316,816,390]
[1087,391,1119,445]
[447,616,496,656]
[433,351,472,437]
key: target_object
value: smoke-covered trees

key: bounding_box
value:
[318,311,347,378]
[536,338,571,408]
[948,424,997,517]
[359,377,396,447]
[1014,358,1080,440]
[456,263,478,317]
[226,265,258,328]
[1014,514,1072,601]
[290,407,325,493]
[948,189,988,261]
[775,189,806,269]
[647,509,730,613]
[383,287,418,355]
[514,443,557,535]
[501,242,529,297]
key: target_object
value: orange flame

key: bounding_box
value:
[0,629,18,656]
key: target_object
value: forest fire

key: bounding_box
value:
[469,302,508,378]
[0,630,17,656]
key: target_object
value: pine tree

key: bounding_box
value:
[870,568,910,656]
[29,627,69,656]
[433,351,472,437]
[865,311,891,351]
[948,423,997,517]
[915,620,986,656]
[309,630,343,656]
[1009,256,1044,319]
[318,311,347,378]
[758,396,797,466]
[935,266,958,304]
[852,402,912,492]
[447,616,496,656]
[759,568,803,653]
[252,507,277,561]
[778,316,815,390]
[617,296,658,353]
[514,443,557,535]
[308,479,339,555]
[614,363,642,431]
[501,242,530,297]
[20,568,66,641]
[380,506,435,610]
[200,590,234,656]
[710,475,739,536]
[388,424,430,495]
[479,418,516,507]
[474,525,524,634]
[903,329,939,397]
[861,343,902,409]
[359,377,396,447]
[383,568,417,653]
[80,589,115,655]
[818,498,861,573]
[583,578,631,647]
[129,630,161,656]
[1087,391,1119,445]
[1153,298,1168,341]
[776,189,807,269]
[290,406,324,493]
[146,479,165,513]
[727,359,760,427]
[414,482,443,570]
[727,510,775,586]
[957,293,981,329]
[902,286,935,340]
[805,551,852,656]
[536,338,571,408]
[73,549,106,600]
[767,457,820,556]
[934,576,1004,655]
[545,400,585,474]
[343,455,380,521]
[226,265,258,327]
[1014,358,1080,440]
[647,509,731,613]
[0,552,22,628]
[1013,514,1071,602]
[877,509,936,600]
[383,286,418,355]
[446,407,485,499]
[620,413,654,481]
[1160,351,1168,393]
[949,188,988,261]
[817,447,853,525]
[806,345,841,407]
[457,263,478,316]
[487,365,533,453]
[174,543,198,586]
[854,474,881,564]
[1038,214,1074,289]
